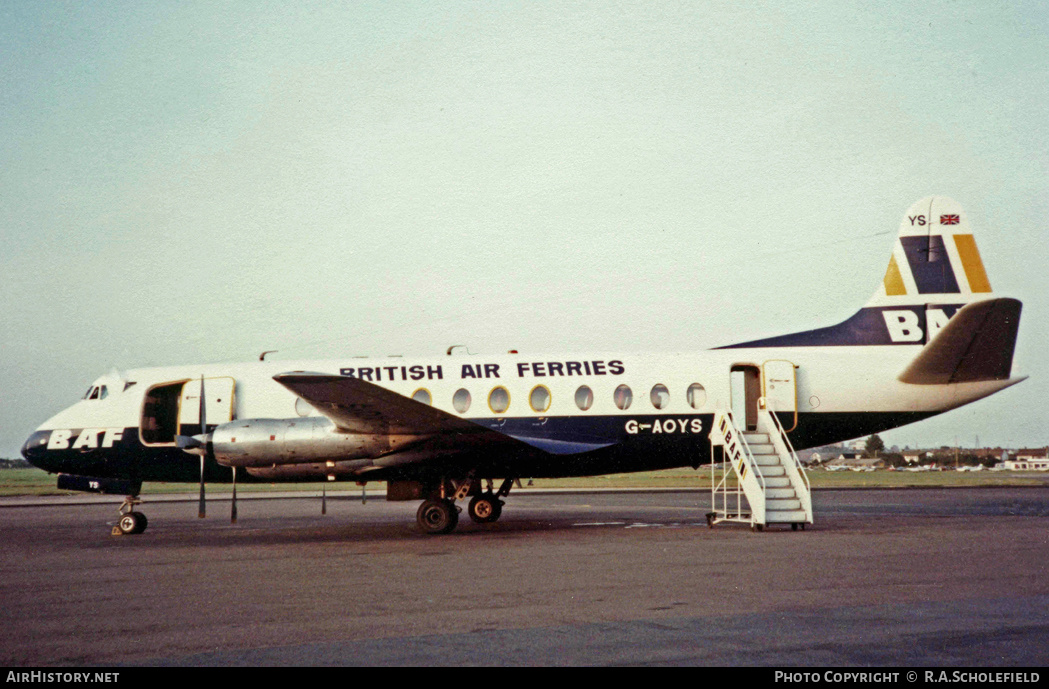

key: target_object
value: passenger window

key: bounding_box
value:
[614,385,633,410]
[687,383,707,409]
[650,384,669,409]
[412,389,432,406]
[488,387,510,413]
[453,388,472,414]
[575,385,593,411]
[529,385,551,413]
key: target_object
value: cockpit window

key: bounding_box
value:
[88,387,100,400]
[99,386,108,400]
[83,386,94,400]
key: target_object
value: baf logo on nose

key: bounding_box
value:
[882,309,952,343]
[46,428,124,450]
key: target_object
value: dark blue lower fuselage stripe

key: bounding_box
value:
[23,410,934,485]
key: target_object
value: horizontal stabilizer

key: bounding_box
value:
[898,298,1022,384]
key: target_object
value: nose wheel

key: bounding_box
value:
[113,496,148,535]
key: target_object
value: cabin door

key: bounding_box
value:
[762,360,798,432]
[730,365,761,431]
[178,377,237,436]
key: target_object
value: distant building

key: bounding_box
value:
[824,452,883,470]
[902,451,934,465]
[1005,448,1049,471]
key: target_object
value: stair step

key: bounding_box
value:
[763,476,791,488]
[747,443,774,454]
[765,509,809,523]
[752,453,780,466]
[756,465,785,478]
[742,433,769,443]
[766,487,797,499]
[767,498,802,510]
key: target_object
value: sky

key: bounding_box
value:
[2,1,1047,458]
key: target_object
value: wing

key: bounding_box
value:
[273,371,483,435]
[272,371,615,456]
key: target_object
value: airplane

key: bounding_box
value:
[21,196,1025,535]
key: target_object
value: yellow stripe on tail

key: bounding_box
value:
[953,234,992,293]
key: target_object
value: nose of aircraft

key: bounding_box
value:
[21,430,50,467]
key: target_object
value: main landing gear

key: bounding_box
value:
[113,495,148,536]
[415,478,512,535]
[416,499,459,535]
[468,493,502,523]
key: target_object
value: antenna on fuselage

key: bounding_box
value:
[260,350,278,361]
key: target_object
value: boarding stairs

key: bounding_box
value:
[707,399,812,531]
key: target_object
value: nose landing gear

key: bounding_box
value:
[112,496,148,536]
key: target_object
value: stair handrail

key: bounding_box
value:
[713,410,767,491]
[711,409,767,524]
[758,397,812,520]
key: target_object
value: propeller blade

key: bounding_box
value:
[231,466,238,524]
[199,455,206,518]
[199,375,207,432]
[198,375,207,519]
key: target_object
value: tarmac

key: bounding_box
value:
[1,487,1047,666]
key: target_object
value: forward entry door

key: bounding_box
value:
[178,377,236,436]
[761,360,797,432]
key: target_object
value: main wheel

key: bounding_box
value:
[117,512,147,535]
[468,493,502,523]
[416,499,459,535]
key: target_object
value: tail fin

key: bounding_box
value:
[866,196,993,309]
[721,196,1010,348]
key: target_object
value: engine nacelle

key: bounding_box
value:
[209,417,426,467]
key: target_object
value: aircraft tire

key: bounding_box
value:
[416,499,458,535]
[118,512,147,535]
[468,493,502,523]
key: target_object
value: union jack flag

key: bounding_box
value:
[940,214,960,225]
